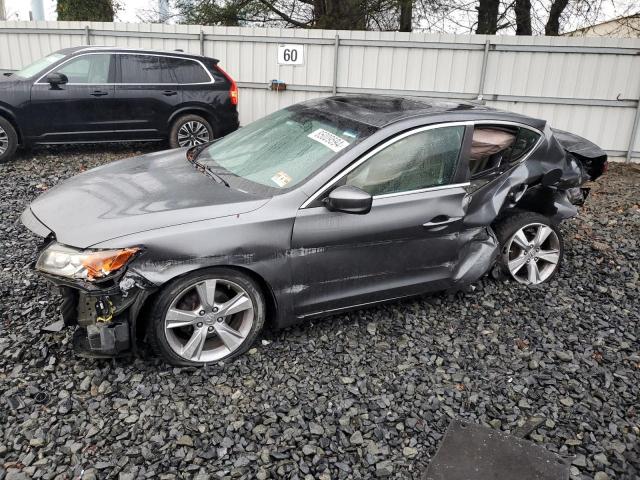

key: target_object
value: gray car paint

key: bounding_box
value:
[22,96,607,336]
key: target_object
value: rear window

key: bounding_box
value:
[163,57,210,84]
[120,54,172,83]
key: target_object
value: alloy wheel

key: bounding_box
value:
[505,223,561,284]
[164,278,254,362]
[177,121,210,147]
[0,126,8,155]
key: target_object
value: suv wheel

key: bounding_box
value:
[494,212,564,285]
[0,117,18,164]
[148,268,266,366]
[170,114,213,148]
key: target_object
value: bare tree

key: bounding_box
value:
[545,0,569,34]
[476,0,500,33]
[514,0,532,34]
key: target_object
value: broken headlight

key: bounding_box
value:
[36,243,139,281]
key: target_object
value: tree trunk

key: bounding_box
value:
[399,0,412,32]
[545,0,569,35]
[514,0,532,35]
[312,0,367,30]
[476,0,500,34]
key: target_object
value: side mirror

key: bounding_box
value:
[46,72,68,86]
[323,185,372,215]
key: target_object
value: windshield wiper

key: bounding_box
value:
[201,165,230,187]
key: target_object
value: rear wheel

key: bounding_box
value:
[494,212,563,285]
[0,117,18,164]
[169,114,213,148]
[148,268,265,366]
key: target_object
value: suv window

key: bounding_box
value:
[163,57,210,84]
[53,54,111,84]
[120,54,172,84]
[345,126,465,196]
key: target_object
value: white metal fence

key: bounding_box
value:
[0,21,639,161]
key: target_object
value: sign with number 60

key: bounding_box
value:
[277,44,304,65]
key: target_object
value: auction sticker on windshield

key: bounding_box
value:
[308,128,350,153]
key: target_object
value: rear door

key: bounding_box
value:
[290,123,472,317]
[28,53,116,142]
[112,54,182,139]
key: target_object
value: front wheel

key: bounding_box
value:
[494,212,564,285]
[148,268,266,366]
[0,117,18,164]
[169,114,213,149]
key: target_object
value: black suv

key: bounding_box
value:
[0,46,240,163]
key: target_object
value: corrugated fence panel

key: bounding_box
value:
[0,21,638,159]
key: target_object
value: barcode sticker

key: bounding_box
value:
[308,128,350,152]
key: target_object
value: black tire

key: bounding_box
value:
[148,267,266,366]
[0,116,19,164]
[493,212,564,285]
[169,114,213,149]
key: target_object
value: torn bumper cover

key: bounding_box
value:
[47,276,154,357]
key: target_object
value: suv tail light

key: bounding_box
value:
[215,65,238,106]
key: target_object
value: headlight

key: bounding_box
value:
[36,243,139,281]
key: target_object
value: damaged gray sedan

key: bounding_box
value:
[21,96,607,366]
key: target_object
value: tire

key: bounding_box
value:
[493,212,564,285]
[0,117,18,164]
[148,267,266,366]
[169,114,213,149]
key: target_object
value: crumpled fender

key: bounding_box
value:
[451,227,500,284]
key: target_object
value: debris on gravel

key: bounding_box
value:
[1,146,639,479]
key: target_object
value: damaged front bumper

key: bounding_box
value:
[42,271,155,358]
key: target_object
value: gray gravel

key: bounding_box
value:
[1,145,639,479]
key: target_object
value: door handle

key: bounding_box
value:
[162,90,178,96]
[423,215,461,228]
[90,90,109,97]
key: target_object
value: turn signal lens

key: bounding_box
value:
[82,248,140,280]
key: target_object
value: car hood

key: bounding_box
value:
[25,148,270,248]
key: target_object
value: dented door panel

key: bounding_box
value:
[290,185,468,317]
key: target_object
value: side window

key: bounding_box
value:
[120,55,171,83]
[54,54,111,83]
[345,126,465,196]
[163,57,210,84]
[469,127,516,177]
[510,128,541,162]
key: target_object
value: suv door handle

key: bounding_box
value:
[90,90,109,97]
[162,90,178,96]
[423,215,461,228]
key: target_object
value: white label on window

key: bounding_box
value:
[307,128,350,153]
[271,171,292,187]
[277,44,304,65]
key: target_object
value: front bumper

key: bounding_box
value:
[46,273,154,358]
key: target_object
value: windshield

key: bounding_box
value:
[14,53,66,78]
[197,105,378,194]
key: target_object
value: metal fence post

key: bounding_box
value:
[85,25,91,45]
[332,33,340,95]
[477,38,490,100]
[627,99,640,163]
[199,30,204,56]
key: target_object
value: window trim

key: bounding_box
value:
[34,51,215,86]
[300,121,473,209]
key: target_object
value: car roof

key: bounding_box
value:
[57,45,219,63]
[302,95,546,130]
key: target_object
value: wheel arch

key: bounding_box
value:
[135,263,279,342]
[0,106,23,144]
[169,106,220,136]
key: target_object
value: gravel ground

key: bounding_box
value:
[0,145,639,480]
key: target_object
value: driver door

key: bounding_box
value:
[290,123,472,318]
[28,53,116,142]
